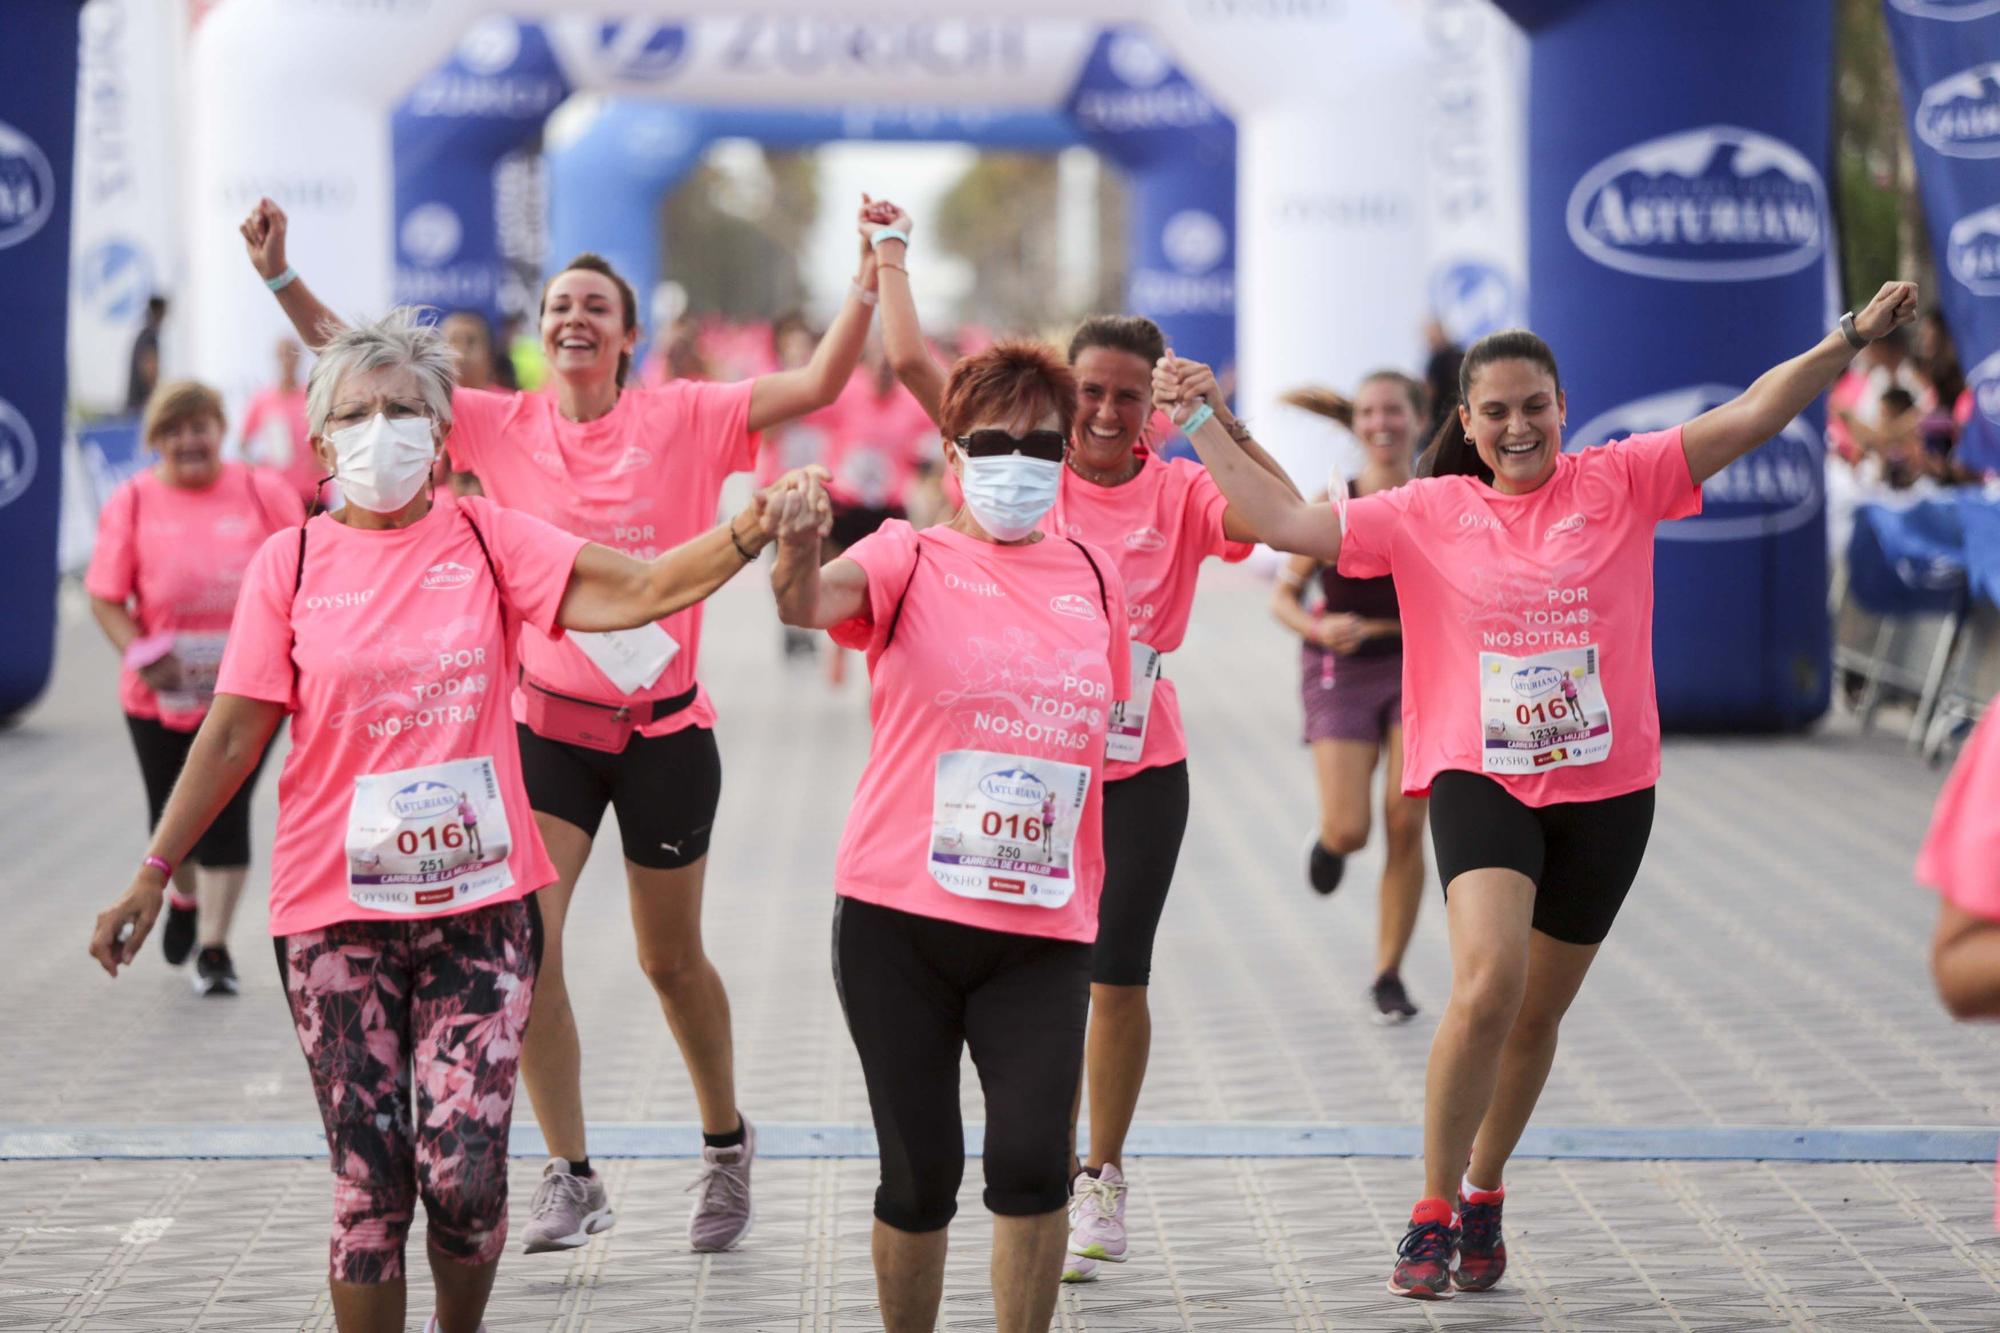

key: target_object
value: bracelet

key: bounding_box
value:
[1181,403,1215,435]
[142,854,174,880]
[728,522,758,562]
[870,228,910,251]
[1224,416,1253,443]
[1839,311,1868,351]
[849,280,878,307]
[876,261,908,276]
[265,265,299,293]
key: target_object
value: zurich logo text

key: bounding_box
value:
[1565,125,1826,282]
[0,120,56,251]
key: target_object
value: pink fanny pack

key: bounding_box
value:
[520,676,697,754]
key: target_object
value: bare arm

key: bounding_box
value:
[771,492,870,629]
[748,251,877,433]
[1158,357,1339,562]
[240,198,346,350]
[1270,554,1326,643]
[1682,281,1917,487]
[1212,402,1305,542]
[89,694,286,975]
[90,594,141,655]
[863,199,947,424]
[1933,899,2000,1021]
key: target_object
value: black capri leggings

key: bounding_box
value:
[833,895,1090,1232]
[126,713,268,869]
[1428,769,1655,946]
[1093,759,1190,986]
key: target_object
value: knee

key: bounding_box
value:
[1507,1000,1566,1049]
[327,1148,416,1283]
[636,944,705,995]
[1383,800,1426,853]
[1322,818,1370,856]
[1447,965,1528,1043]
[981,1125,1070,1219]
[420,1162,511,1267]
[875,1151,963,1233]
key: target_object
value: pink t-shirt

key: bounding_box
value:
[1339,428,1702,806]
[215,493,586,935]
[86,464,304,731]
[829,522,1133,943]
[1916,698,2000,1227]
[239,386,321,506]
[445,382,760,737]
[822,375,937,510]
[1048,453,1252,779]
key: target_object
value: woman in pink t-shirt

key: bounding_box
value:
[89,310,814,1333]
[773,341,1131,1332]
[1921,697,2000,1230]
[1157,280,1920,1302]
[1271,375,1430,1025]
[238,337,323,507]
[242,197,873,1254]
[87,379,304,996]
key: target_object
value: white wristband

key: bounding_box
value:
[1181,402,1215,435]
[870,227,911,251]
[265,265,299,293]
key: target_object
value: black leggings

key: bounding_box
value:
[1093,760,1190,986]
[126,713,267,869]
[833,896,1090,1232]
[1428,770,1655,946]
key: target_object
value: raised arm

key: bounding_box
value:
[748,225,878,433]
[1155,356,1339,562]
[862,196,947,425]
[771,488,871,630]
[89,694,286,975]
[1681,281,1918,487]
[241,199,346,350]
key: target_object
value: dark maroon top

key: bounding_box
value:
[1316,562,1401,658]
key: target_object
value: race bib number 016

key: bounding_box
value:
[1105,643,1162,764]
[1479,646,1612,773]
[929,751,1091,909]
[346,756,515,913]
[156,632,229,716]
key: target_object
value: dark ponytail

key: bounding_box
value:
[1414,328,1561,483]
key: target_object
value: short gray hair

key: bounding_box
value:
[305,307,457,438]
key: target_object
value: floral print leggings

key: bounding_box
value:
[276,896,541,1284]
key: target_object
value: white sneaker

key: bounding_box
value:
[1066,1162,1129,1263]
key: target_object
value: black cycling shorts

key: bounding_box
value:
[126,713,267,869]
[833,896,1090,1232]
[1092,760,1190,986]
[516,722,722,870]
[828,502,906,553]
[1428,769,1655,946]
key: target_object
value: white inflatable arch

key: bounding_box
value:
[190,0,1524,484]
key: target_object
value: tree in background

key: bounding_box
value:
[662,147,819,319]
[935,154,1066,333]
[1835,0,1932,310]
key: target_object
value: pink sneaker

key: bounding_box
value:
[1066,1162,1129,1263]
[686,1119,755,1252]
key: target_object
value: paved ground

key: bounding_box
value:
[4,558,1998,1330]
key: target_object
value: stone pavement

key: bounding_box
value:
[3,561,1998,1330]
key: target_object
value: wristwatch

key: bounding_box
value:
[1839,311,1868,351]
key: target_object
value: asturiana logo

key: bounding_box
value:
[0,119,56,251]
[1889,0,2000,19]
[1049,593,1097,620]
[1917,63,2000,159]
[1124,526,1167,552]
[979,768,1048,807]
[1511,665,1565,700]
[1948,203,2000,296]
[420,561,475,590]
[389,780,461,820]
[1569,384,1821,543]
[1565,125,1825,282]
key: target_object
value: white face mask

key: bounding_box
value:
[958,451,1063,541]
[328,414,436,513]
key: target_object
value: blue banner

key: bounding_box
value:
[393,19,569,327]
[0,0,79,721]
[1884,0,2000,475]
[1497,0,1836,730]
[1066,28,1236,377]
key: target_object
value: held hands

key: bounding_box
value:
[1152,354,1223,428]
[756,465,834,550]
[859,193,912,249]
[240,198,290,281]
[1855,281,1919,342]
[89,870,167,977]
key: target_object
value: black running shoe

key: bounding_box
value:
[193,946,239,997]
[1370,971,1419,1024]
[1307,839,1346,896]
[161,900,198,967]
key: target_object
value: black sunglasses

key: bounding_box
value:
[955,429,1068,463]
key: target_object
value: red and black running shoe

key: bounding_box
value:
[1387,1198,1458,1300]
[1453,1185,1507,1291]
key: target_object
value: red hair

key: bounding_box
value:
[938,339,1078,441]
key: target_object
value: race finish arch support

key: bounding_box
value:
[392,16,569,328]
[1067,26,1237,378]
[0,0,81,722]
[1884,0,2000,475]
[1497,0,1836,730]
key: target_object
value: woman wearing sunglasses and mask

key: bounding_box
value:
[89,310,823,1333]
[774,340,1131,1333]
[860,197,1297,1282]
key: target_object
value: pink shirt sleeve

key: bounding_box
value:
[1605,426,1702,522]
[214,530,303,709]
[251,469,307,530]
[446,387,515,476]
[84,480,139,603]
[1337,483,1418,579]
[829,521,920,653]
[1185,465,1253,563]
[461,497,589,638]
[1917,704,2000,920]
[689,378,761,475]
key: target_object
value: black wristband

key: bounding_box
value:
[729,523,757,562]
